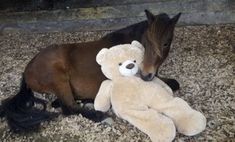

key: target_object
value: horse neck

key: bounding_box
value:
[102,21,148,45]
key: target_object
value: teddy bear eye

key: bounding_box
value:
[119,63,122,66]
[133,60,136,63]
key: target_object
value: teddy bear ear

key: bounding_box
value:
[131,40,145,51]
[96,48,109,65]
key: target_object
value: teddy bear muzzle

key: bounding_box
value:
[119,60,138,77]
[126,63,135,69]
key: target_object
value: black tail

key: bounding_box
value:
[0,75,58,132]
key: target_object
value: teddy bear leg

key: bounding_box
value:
[120,109,176,142]
[160,97,206,136]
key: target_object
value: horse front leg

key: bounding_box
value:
[156,74,180,92]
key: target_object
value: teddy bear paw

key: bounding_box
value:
[149,118,176,142]
[177,111,206,136]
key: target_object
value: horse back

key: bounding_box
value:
[24,39,113,99]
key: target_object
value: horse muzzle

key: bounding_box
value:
[140,72,155,81]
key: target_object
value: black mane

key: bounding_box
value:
[102,13,171,45]
[102,20,148,44]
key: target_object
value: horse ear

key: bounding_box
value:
[145,9,155,24]
[96,48,108,65]
[171,12,181,25]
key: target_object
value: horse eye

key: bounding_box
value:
[119,63,122,66]
[133,60,136,63]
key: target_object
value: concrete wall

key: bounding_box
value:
[0,0,234,33]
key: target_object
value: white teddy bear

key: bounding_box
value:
[94,41,206,142]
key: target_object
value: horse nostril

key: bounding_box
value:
[147,73,153,80]
[126,63,135,69]
[141,73,154,81]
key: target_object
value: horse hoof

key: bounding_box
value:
[101,117,114,125]
[83,103,94,110]
[51,99,61,108]
[166,79,180,91]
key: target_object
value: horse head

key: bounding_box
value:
[140,10,181,81]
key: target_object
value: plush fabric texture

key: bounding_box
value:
[95,41,206,142]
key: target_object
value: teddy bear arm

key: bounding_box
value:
[94,80,112,112]
[159,97,206,136]
[119,109,176,142]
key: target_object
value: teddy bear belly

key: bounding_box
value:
[111,86,148,113]
[111,78,174,114]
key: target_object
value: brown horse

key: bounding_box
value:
[0,10,181,132]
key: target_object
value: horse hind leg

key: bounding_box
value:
[53,80,106,122]
[51,98,75,116]
[51,98,94,109]
[0,105,5,117]
[51,98,61,109]
[52,79,80,115]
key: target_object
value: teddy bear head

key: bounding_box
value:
[96,41,144,80]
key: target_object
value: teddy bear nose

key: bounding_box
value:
[126,63,135,69]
